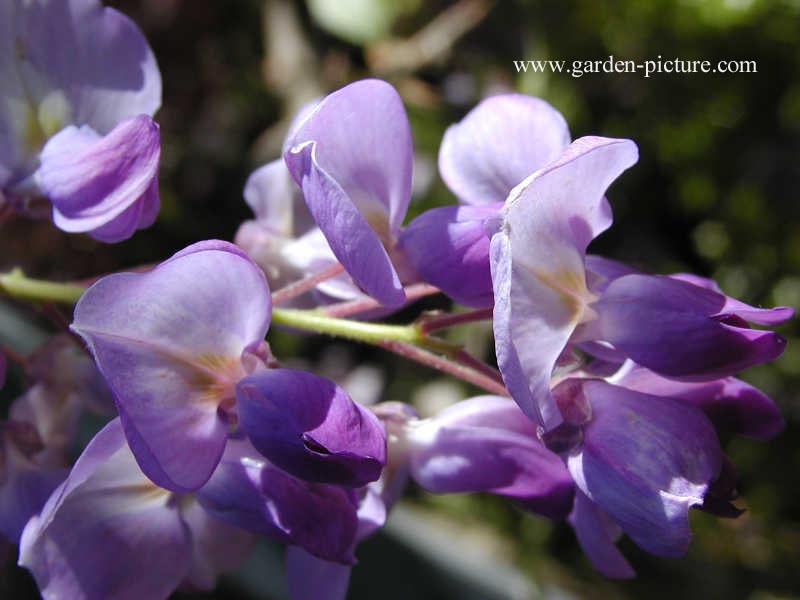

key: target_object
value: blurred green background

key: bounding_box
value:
[2,0,799,598]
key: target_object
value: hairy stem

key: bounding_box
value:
[271,307,460,356]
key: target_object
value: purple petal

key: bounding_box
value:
[284,79,412,306]
[585,255,638,294]
[0,454,67,544]
[19,419,192,600]
[611,362,783,439]
[237,369,386,487]
[286,546,352,600]
[284,141,404,306]
[399,203,501,308]
[286,79,412,235]
[196,440,358,563]
[38,115,160,242]
[9,0,161,131]
[180,499,256,591]
[0,0,160,186]
[408,396,574,519]
[243,159,314,236]
[491,137,638,429]
[670,273,794,325]
[439,94,570,205]
[567,380,722,557]
[71,241,271,491]
[590,274,788,380]
[568,491,635,579]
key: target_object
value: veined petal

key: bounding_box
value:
[439,94,570,205]
[196,440,358,563]
[399,203,501,308]
[284,141,404,306]
[19,419,191,600]
[286,79,412,236]
[237,369,386,487]
[39,115,160,241]
[492,137,639,429]
[567,380,722,557]
[71,241,271,491]
[590,274,788,380]
[670,273,794,325]
[611,361,783,439]
[407,396,573,519]
[0,0,161,184]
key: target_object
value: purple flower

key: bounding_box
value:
[194,437,361,564]
[0,335,111,543]
[404,395,574,519]
[490,135,792,429]
[285,446,409,600]
[547,378,723,575]
[71,240,386,492]
[71,240,271,491]
[400,94,570,307]
[19,419,256,600]
[284,79,414,306]
[1,0,161,241]
[234,157,365,304]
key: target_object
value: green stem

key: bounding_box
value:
[271,307,462,356]
[0,269,85,305]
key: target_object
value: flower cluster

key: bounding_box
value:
[0,2,792,599]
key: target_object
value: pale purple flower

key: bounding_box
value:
[546,378,723,576]
[71,240,386,492]
[400,94,570,307]
[234,158,366,304]
[490,135,792,429]
[1,0,161,241]
[404,395,574,518]
[284,395,575,600]
[19,419,256,600]
[284,79,414,306]
[0,335,111,543]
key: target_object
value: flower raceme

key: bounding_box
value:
[0,0,162,241]
[70,240,386,492]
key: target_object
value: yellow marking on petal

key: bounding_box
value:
[531,267,594,323]
[187,353,246,407]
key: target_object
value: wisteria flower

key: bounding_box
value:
[71,240,385,492]
[400,94,570,307]
[0,0,161,241]
[284,79,414,306]
[490,135,792,429]
[19,419,255,600]
[0,335,111,543]
[234,156,365,303]
[545,378,724,576]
